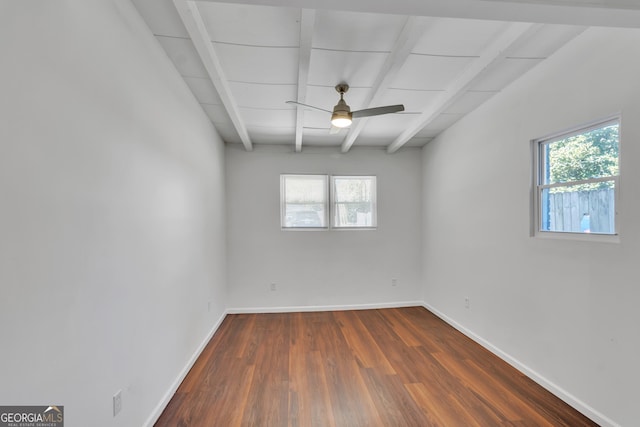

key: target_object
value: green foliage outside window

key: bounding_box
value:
[546,124,619,192]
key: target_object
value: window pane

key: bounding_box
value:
[540,181,616,234]
[333,176,376,228]
[542,123,619,185]
[281,175,327,228]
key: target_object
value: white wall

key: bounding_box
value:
[226,145,422,311]
[0,1,227,426]
[422,27,640,427]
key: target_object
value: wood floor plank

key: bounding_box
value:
[354,309,428,385]
[318,313,382,426]
[333,310,396,374]
[289,313,336,427]
[155,307,600,427]
[382,308,429,347]
[431,350,526,422]
[176,315,239,393]
[405,382,483,427]
[241,314,290,426]
[231,314,257,359]
[359,368,431,427]
[464,358,556,426]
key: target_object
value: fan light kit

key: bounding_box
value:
[287,83,404,132]
[331,113,352,128]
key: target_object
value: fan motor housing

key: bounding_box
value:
[333,98,351,114]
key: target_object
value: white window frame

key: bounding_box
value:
[531,116,620,242]
[280,174,378,231]
[331,175,377,229]
[280,174,328,230]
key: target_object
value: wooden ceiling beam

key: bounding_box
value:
[386,22,539,154]
[293,10,315,153]
[200,0,640,29]
[173,0,253,151]
[340,16,433,153]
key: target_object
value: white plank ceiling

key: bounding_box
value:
[131,0,640,153]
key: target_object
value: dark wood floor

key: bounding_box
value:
[155,307,598,426]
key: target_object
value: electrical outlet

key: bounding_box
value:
[465,297,470,309]
[113,390,122,417]
[391,278,397,287]
[270,283,277,291]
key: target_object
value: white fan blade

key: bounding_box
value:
[286,101,332,114]
[352,104,404,118]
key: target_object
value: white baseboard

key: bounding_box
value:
[143,310,228,427]
[422,302,619,427]
[227,300,423,314]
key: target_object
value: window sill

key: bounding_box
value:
[534,230,620,244]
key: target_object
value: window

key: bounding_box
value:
[281,175,328,229]
[280,174,377,230]
[332,176,377,228]
[533,118,619,236]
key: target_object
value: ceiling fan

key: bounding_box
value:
[287,84,405,132]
